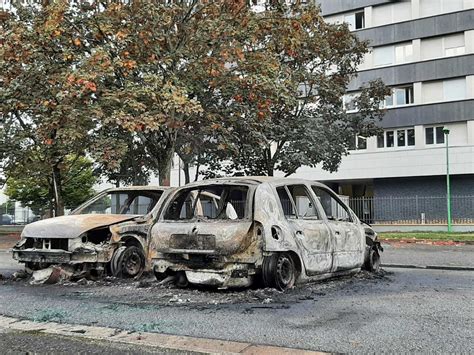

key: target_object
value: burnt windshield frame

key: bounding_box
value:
[162,184,251,221]
[73,190,163,215]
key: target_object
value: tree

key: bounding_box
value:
[208,3,390,176]
[5,155,97,216]
[80,1,282,185]
[0,2,104,215]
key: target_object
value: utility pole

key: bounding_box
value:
[443,127,451,233]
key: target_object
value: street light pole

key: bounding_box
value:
[443,127,451,233]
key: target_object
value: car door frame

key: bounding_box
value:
[310,184,364,272]
[273,183,335,276]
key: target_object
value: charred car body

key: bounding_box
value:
[12,186,170,278]
[150,177,382,290]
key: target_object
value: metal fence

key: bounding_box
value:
[349,195,474,225]
[2,195,474,226]
[0,204,78,225]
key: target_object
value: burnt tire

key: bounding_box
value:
[111,245,145,279]
[364,247,381,272]
[262,253,297,291]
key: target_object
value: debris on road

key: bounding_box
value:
[12,270,29,280]
[30,266,75,285]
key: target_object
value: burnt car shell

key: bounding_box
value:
[150,177,382,289]
[12,186,170,274]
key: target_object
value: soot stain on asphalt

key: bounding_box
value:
[2,270,393,312]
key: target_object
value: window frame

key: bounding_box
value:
[381,85,414,108]
[377,127,416,149]
[162,184,252,222]
[276,184,321,220]
[425,125,446,145]
[311,185,354,223]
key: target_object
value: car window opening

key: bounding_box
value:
[165,185,249,221]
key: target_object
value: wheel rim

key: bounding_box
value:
[276,256,293,286]
[123,251,142,276]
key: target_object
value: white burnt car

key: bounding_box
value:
[150,177,382,290]
[12,186,170,278]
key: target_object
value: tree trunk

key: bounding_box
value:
[158,148,174,186]
[183,161,190,184]
[51,164,64,216]
[265,147,274,176]
[194,161,200,182]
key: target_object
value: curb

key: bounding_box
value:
[379,238,474,245]
[381,263,474,271]
[0,315,327,355]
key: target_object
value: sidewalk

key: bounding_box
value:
[0,315,325,355]
[381,242,474,269]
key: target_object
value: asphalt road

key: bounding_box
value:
[1,246,473,353]
[0,267,472,353]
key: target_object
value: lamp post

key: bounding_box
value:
[443,127,451,233]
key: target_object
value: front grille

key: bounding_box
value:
[169,234,216,250]
[25,238,68,251]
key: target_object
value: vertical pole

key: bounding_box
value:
[446,132,452,232]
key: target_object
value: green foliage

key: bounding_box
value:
[5,156,97,215]
[1,1,389,195]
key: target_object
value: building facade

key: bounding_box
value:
[292,0,474,203]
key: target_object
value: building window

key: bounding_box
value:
[343,93,359,112]
[357,136,367,150]
[382,85,414,108]
[377,133,384,148]
[386,131,394,147]
[349,135,367,151]
[420,0,463,17]
[374,46,394,67]
[372,1,411,27]
[443,77,466,101]
[397,130,406,147]
[355,11,365,30]
[378,128,415,148]
[425,126,446,145]
[444,33,465,57]
[345,11,365,31]
[407,129,415,146]
[395,42,413,64]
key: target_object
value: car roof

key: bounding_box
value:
[105,185,171,192]
[180,176,328,188]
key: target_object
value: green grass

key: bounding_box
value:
[379,232,474,242]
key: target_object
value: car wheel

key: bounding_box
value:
[111,245,145,278]
[262,253,297,291]
[366,247,381,272]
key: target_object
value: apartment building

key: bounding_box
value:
[291,0,474,202]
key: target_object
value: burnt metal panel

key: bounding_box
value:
[349,55,474,91]
[355,10,474,46]
[378,100,474,128]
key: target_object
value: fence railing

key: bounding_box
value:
[349,195,474,225]
[2,195,474,225]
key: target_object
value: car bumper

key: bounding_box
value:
[153,259,256,288]
[12,247,114,264]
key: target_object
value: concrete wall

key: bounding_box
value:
[373,174,474,197]
[372,174,474,222]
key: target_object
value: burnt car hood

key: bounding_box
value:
[21,214,138,239]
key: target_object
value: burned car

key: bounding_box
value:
[12,186,170,279]
[150,177,382,290]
